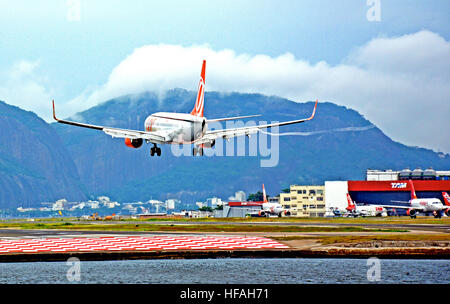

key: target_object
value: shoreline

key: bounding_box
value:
[1,247,449,262]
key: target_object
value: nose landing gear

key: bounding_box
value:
[193,146,204,156]
[150,144,161,157]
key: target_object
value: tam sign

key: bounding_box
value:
[391,182,407,189]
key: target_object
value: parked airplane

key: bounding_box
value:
[260,184,290,217]
[382,180,448,218]
[248,184,290,217]
[345,193,388,217]
[52,60,318,157]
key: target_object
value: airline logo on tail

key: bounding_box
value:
[409,180,417,200]
[346,193,355,211]
[443,192,450,206]
[191,60,206,117]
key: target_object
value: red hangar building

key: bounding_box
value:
[348,169,450,215]
[325,169,450,216]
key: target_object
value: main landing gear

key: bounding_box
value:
[193,146,204,156]
[150,144,161,157]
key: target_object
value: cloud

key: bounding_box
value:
[68,31,449,153]
[3,31,449,153]
[0,60,54,121]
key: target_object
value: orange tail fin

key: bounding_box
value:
[191,60,206,117]
[409,180,417,199]
[262,184,268,203]
[442,192,450,206]
[346,193,355,210]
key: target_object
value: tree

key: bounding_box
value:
[247,191,267,202]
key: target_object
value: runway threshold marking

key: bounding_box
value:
[0,236,289,253]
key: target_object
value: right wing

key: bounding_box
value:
[52,100,168,144]
[198,99,318,145]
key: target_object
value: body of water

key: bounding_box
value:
[0,258,448,284]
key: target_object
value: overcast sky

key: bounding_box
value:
[0,1,449,153]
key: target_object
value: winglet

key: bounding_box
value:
[52,99,58,121]
[307,99,318,121]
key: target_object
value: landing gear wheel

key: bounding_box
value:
[150,144,160,157]
[193,147,203,156]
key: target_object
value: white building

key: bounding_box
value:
[52,199,67,211]
[165,199,178,210]
[195,202,205,209]
[228,190,246,202]
[324,181,348,211]
[206,197,224,207]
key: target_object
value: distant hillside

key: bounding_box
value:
[51,89,450,203]
[0,101,87,208]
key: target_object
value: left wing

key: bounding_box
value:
[52,100,168,144]
[379,204,425,212]
[197,99,318,145]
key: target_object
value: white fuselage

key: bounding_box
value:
[262,202,284,215]
[353,205,387,217]
[410,198,444,212]
[144,112,206,144]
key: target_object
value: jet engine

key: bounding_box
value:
[406,209,417,218]
[258,210,266,217]
[125,138,143,148]
[202,140,215,148]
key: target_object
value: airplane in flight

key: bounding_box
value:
[52,60,318,157]
[381,180,449,218]
[345,193,388,217]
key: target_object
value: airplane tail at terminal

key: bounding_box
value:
[346,193,356,211]
[262,184,268,203]
[443,192,450,206]
[191,60,206,117]
[409,180,417,200]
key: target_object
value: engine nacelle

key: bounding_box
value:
[125,138,143,149]
[258,210,265,217]
[284,210,291,216]
[202,140,215,148]
[406,209,417,217]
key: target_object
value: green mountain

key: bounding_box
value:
[50,89,450,203]
[0,101,87,208]
[1,90,448,209]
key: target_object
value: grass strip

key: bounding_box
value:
[0,222,407,233]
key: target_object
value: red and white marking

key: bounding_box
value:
[0,236,289,253]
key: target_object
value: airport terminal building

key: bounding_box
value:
[215,168,450,218]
